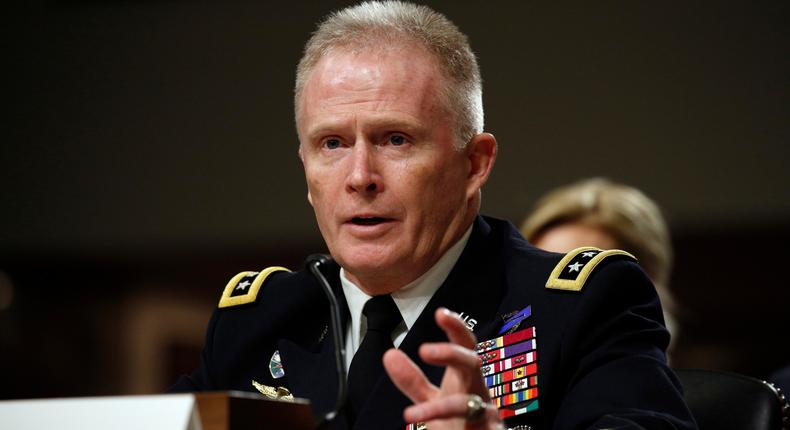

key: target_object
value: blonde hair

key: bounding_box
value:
[521,178,673,288]
[294,1,483,147]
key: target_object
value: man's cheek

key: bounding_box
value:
[306,177,327,202]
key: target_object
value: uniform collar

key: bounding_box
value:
[339,224,473,361]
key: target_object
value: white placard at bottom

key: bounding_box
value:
[0,394,201,430]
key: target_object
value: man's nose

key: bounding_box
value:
[346,143,381,194]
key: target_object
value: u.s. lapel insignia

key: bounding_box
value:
[475,310,539,420]
[252,380,294,402]
[458,311,478,331]
[269,350,285,379]
[499,305,532,335]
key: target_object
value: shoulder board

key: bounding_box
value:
[546,246,636,292]
[218,266,291,308]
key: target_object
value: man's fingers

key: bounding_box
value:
[383,348,440,403]
[418,341,489,399]
[403,393,499,424]
[418,342,482,370]
[436,308,477,349]
[429,308,490,398]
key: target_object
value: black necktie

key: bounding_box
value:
[346,294,403,423]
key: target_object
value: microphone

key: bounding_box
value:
[305,254,348,427]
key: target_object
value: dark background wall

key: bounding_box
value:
[1,1,788,399]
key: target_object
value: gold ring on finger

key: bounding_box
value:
[465,394,486,421]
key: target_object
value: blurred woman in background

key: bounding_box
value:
[521,178,678,361]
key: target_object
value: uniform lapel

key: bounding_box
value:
[278,335,339,421]
[353,217,507,429]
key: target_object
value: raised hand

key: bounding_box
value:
[383,308,505,430]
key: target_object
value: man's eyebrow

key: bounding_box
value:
[305,124,341,141]
[304,118,349,142]
[364,116,425,133]
[305,116,426,141]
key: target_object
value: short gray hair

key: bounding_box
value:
[294,1,483,147]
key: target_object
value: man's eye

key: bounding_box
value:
[389,135,407,146]
[324,138,341,149]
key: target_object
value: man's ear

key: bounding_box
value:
[465,132,498,196]
[307,189,313,206]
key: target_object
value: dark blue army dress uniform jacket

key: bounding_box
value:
[172,216,697,430]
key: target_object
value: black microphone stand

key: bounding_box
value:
[306,254,348,429]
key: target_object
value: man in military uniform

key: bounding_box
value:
[172,2,697,429]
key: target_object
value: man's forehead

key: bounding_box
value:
[312,53,387,95]
[297,44,443,128]
[310,44,439,87]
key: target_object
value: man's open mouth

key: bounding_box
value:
[351,217,388,225]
